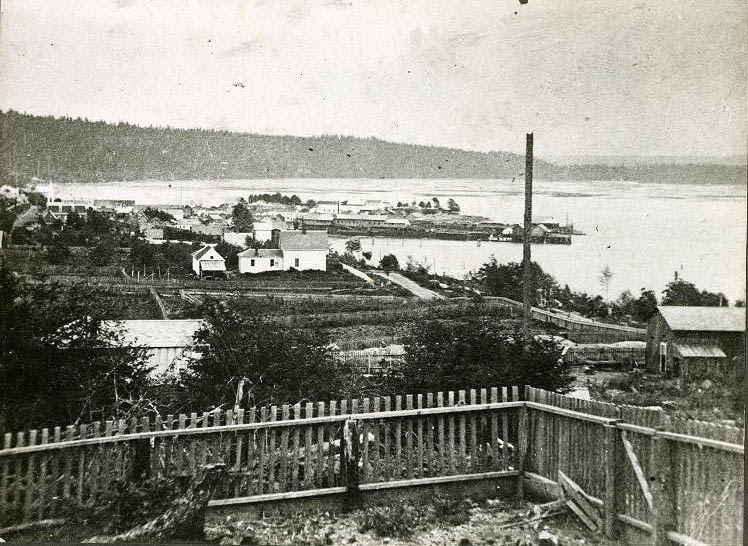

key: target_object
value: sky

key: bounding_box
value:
[1,0,746,157]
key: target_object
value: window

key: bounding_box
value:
[295,257,300,268]
[270,259,275,267]
[250,259,255,267]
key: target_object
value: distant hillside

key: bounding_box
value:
[1,111,745,185]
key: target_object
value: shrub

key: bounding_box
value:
[357,505,422,538]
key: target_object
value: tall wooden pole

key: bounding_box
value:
[522,133,534,340]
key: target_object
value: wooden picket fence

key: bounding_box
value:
[0,387,743,545]
[524,387,743,545]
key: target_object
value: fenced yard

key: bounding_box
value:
[1,387,742,545]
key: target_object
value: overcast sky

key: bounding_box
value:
[1,0,746,157]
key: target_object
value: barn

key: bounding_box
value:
[645,306,745,380]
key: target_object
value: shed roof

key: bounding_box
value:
[673,342,727,359]
[278,230,328,250]
[658,306,745,332]
[104,320,204,348]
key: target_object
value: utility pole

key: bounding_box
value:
[522,133,533,341]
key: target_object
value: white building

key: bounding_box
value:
[238,230,328,273]
[105,319,204,375]
[191,244,226,277]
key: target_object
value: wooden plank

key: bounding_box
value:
[290,404,300,492]
[37,429,50,520]
[458,390,467,473]
[559,470,603,527]
[245,408,256,495]
[89,422,102,501]
[10,432,24,515]
[189,412,198,477]
[416,394,425,478]
[257,408,267,494]
[425,393,433,477]
[233,409,244,497]
[479,388,487,470]
[2,433,13,511]
[316,402,325,488]
[567,500,598,532]
[327,401,337,487]
[405,395,413,479]
[62,426,74,501]
[267,406,277,494]
[371,397,380,482]
[490,388,499,469]
[469,389,478,473]
[448,392,456,474]
[501,387,509,469]
[603,423,617,538]
[383,397,391,481]
[23,429,38,521]
[620,430,654,511]
[279,405,290,493]
[394,396,402,479]
[75,425,88,506]
[304,403,313,489]
[437,392,445,474]
[650,435,673,546]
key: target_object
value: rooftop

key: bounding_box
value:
[658,306,745,332]
[237,248,284,258]
[278,230,328,250]
[104,319,204,348]
[673,342,727,359]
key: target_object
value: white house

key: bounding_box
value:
[238,230,328,273]
[191,244,226,277]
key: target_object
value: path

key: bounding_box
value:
[372,271,443,300]
[340,263,375,283]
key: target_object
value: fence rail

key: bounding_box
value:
[0,387,742,545]
[563,346,645,367]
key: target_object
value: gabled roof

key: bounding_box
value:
[278,230,328,250]
[191,245,225,261]
[658,306,745,332]
[104,319,204,348]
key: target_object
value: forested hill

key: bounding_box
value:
[1,110,745,184]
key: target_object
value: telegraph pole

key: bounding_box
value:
[522,133,533,340]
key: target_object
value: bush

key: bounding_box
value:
[357,505,422,538]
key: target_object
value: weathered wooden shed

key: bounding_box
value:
[645,306,745,380]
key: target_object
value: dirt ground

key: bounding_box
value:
[2,497,622,545]
[203,497,622,546]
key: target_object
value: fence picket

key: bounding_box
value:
[416,394,424,478]
[383,397,391,481]
[23,429,37,521]
[394,396,402,479]
[405,395,414,479]
[327,401,337,488]
[316,402,325,488]
[371,397,380,482]
[304,403,313,489]
[447,391,456,474]
[469,390,478,473]
[279,405,290,493]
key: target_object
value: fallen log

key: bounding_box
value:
[84,463,226,543]
[0,518,67,537]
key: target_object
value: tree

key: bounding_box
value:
[475,257,558,306]
[89,239,115,266]
[380,254,400,272]
[0,269,151,431]
[391,315,572,395]
[632,289,658,322]
[431,197,440,209]
[214,241,242,270]
[231,199,254,232]
[599,265,613,307]
[46,237,71,264]
[179,301,349,409]
[447,198,460,213]
[661,277,727,307]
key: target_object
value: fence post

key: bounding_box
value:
[342,419,360,503]
[603,423,618,538]
[650,432,674,546]
[517,401,528,499]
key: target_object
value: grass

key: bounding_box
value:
[588,372,744,424]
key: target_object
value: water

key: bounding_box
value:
[56,178,747,302]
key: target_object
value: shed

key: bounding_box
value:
[645,306,745,380]
[191,244,226,277]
